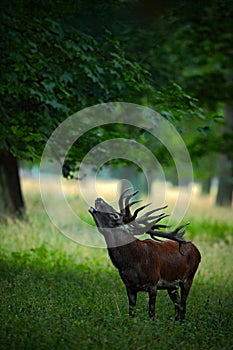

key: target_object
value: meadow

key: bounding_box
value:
[0,178,233,350]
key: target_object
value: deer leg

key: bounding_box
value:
[148,286,157,320]
[179,278,193,322]
[126,287,137,318]
[168,288,181,321]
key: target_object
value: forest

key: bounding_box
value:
[0,1,233,349]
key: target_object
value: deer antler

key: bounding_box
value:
[118,188,141,223]
[147,222,190,242]
[118,189,191,245]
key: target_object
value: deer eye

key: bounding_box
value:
[111,213,120,220]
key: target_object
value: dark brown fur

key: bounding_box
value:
[108,239,201,320]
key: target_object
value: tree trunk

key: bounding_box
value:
[216,104,233,207]
[216,154,233,206]
[201,177,212,195]
[0,151,25,219]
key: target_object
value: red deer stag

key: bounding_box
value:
[89,189,201,321]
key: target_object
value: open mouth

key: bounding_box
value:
[88,198,104,214]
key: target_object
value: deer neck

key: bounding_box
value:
[107,241,138,270]
[100,224,135,248]
[101,225,137,270]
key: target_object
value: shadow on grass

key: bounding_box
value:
[0,247,126,350]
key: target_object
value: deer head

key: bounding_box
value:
[89,188,190,248]
[89,198,123,229]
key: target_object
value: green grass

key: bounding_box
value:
[1,183,233,350]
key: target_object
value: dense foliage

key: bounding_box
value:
[0,9,152,160]
[0,1,205,163]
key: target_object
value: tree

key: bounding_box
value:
[0,0,214,219]
[123,1,233,205]
[0,152,24,218]
[171,1,233,206]
[128,0,233,205]
[0,2,153,218]
[216,104,233,205]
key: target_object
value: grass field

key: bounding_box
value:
[0,178,233,350]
